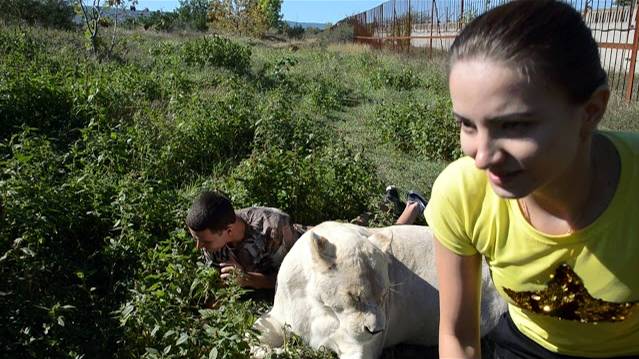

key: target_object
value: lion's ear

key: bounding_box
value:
[309,232,337,271]
[369,231,392,253]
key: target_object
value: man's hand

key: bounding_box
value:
[219,260,246,283]
[219,261,275,289]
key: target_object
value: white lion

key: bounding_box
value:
[253,222,506,359]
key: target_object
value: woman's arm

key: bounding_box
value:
[435,237,483,359]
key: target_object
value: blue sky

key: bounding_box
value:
[132,0,382,24]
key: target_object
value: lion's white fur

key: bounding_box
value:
[253,222,506,359]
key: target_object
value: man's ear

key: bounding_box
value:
[581,85,610,139]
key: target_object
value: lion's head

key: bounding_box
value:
[306,224,392,342]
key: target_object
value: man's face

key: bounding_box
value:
[188,227,231,252]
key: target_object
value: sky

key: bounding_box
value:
[131,0,383,24]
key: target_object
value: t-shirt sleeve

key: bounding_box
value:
[260,208,296,270]
[425,158,479,256]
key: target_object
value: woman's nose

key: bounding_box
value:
[474,133,503,170]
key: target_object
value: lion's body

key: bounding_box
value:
[254,222,507,359]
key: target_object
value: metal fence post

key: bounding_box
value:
[430,0,435,57]
[625,4,639,101]
[408,0,412,53]
[460,0,465,30]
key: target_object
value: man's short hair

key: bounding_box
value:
[186,191,236,232]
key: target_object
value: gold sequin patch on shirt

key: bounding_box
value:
[503,263,637,323]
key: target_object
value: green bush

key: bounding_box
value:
[115,232,258,359]
[181,36,252,74]
[284,24,305,39]
[0,28,45,59]
[317,23,354,44]
[304,73,352,113]
[374,96,463,161]
[153,91,257,180]
[0,130,122,356]
[254,91,327,154]
[221,143,381,225]
[256,56,302,92]
[0,0,75,29]
[0,67,78,141]
[370,67,421,91]
[141,11,180,32]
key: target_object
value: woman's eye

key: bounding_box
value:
[455,117,476,131]
[502,121,531,131]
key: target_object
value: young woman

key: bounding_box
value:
[424,1,639,358]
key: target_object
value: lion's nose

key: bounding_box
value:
[365,326,383,335]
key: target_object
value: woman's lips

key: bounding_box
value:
[488,169,522,186]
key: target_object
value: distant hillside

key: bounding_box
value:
[73,7,151,25]
[284,20,329,30]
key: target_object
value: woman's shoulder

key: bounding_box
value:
[427,157,491,227]
[432,156,488,196]
[601,130,639,155]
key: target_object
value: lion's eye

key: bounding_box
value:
[348,292,361,304]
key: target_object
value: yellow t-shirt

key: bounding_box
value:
[425,131,639,357]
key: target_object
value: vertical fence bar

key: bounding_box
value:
[429,0,435,57]
[625,4,639,101]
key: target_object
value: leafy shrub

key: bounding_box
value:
[181,36,252,74]
[0,0,75,29]
[284,24,305,39]
[0,130,122,356]
[263,329,337,358]
[254,91,327,154]
[304,73,352,113]
[116,231,258,359]
[256,56,302,92]
[149,91,257,182]
[0,67,79,141]
[0,28,45,59]
[0,34,164,143]
[221,143,381,225]
[317,23,354,44]
[141,11,180,32]
[176,0,209,31]
[370,67,421,91]
[374,96,463,161]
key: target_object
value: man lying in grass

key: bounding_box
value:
[186,190,427,289]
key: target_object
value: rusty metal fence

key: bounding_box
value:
[338,0,639,101]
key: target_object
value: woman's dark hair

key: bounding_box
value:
[186,191,236,232]
[450,0,607,104]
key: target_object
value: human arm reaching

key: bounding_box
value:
[435,237,483,359]
[220,260,276,289]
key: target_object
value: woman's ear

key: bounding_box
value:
[584,85,610,127]
[580,85,610,140]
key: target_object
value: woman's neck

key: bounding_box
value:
[520,134,619,235]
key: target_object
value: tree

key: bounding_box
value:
[75,0,136,58]
[208,0,281,35]
[0,0,75,29]
[614,0,633,6]
[177,0,209,31]
[258,0,281,29]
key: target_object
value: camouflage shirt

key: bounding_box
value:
[202,207,308,275]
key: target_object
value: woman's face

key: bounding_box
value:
[449,58,588,199]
